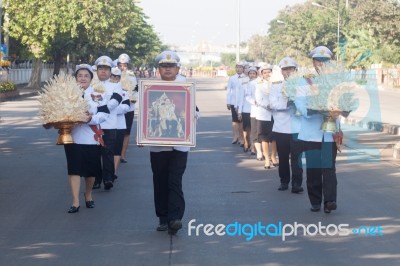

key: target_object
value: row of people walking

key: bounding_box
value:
[61,51,194,236]
[227,45,348,214]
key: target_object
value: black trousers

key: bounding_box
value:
[95,129,116,184]
[275,132,303,187]
[303,141,337,206]
[150,150,188,224]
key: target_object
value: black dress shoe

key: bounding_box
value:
[104,181,113,190]
[310,205,321,212]
[67,206,80,213]
[120,158,128,163]
[112,174,118,182]
[250,152,256,155]
[278,184,289,191]
[92,183,101,189]
[324,201,337,213]
[168,219,182,235]
[270,160,279,167]
[156,223,168,231]
[85,200,95,208]
[291,186,304,193]
[231,139,239,144]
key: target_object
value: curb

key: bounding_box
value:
[341,116,400,159]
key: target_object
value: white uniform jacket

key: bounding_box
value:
[269,81,301,134]
[99,80,123,130]
[226,74,244,106]
[255,78,272,121]
[72,86,109,145]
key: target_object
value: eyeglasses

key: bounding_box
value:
[159,63,177,68]
[111,74,121,78]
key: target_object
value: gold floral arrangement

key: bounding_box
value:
[121,71,137,102]
[38,73,89,124]
[92,80,106,93]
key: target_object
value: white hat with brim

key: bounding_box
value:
[95,56,113,67]
[279,57,298,69]
[309,46,333,59]
[248,66,258,73]
[117,53,131,64]
[155,51,180,65]
[259,63,273,71]
[111,67,122,76]
[75,64,94,76]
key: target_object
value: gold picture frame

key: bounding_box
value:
[137,80,196,147]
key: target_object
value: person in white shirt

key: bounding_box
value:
[238,66,257,152]
[269,57,303,193]
[226,62,245,144]
[255,64,278,169]
[115,53,138,164]
[110,67,130,181]
[92,56,123,191]
[64,64,109,213]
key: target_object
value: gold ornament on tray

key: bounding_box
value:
[39,73,90,144]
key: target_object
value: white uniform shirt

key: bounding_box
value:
[237,77,253,114]
[99,80,123,130]
[269,81,301,134]
[226,73,244,105]
[116,87,130,129]
[255,78,272,121]
[72,86,109,145]
[246,79,258,118]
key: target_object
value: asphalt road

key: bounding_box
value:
[0,77,399,266]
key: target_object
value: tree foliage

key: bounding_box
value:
[247,0,400,67]
[4,0,163,75]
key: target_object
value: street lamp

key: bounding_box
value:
[236,0,240,63]
[312,2,340,62]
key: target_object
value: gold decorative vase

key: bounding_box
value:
[320,115,337,133]
[44,121,82,145]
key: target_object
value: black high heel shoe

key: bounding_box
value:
[85,201,95,208]
[67,206,80,213]
[84,193,95,208]
[270,160,279,167]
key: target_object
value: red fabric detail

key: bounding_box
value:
[89,125,105,147]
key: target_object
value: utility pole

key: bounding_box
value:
[236,0,240,63]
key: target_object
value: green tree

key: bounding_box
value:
[5,0,161,89]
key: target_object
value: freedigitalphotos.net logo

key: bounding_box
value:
[187,219,383,241]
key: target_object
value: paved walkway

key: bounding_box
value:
[0,77,399,265]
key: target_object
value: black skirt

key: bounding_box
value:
[64,144,101,177]
[124,111,135,134]
[242,112,251,131]
[230,105,240,122]
[257,120,274,142]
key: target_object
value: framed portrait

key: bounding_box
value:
[137,80,196,147]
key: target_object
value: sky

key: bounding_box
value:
[138,0,307,46]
